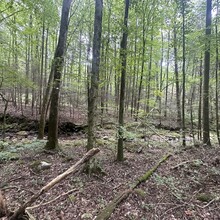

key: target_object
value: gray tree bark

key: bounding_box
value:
[203,0,212,146]
[87,0,103,150]
[45,0,72,150]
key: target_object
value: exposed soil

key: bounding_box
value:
[0,114,86,137]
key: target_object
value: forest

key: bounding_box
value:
[0,0,220,219]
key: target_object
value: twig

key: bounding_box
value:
[27,189,77,210]
[171,160,199,170]
[196,197,220,209]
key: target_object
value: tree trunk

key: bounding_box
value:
[45,0,72,150]
[136,21,146,120]
[173,22,182,127]
[215,0,220,145]
[87,0,103,150]
[39,20,45,113]
[203,0,212,146]
[181,0,186,146]
[117,0,130,161]
[164,31,170,117]
[198,55,203,140]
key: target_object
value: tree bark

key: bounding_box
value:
[173,22,182,127]
[215,0,220,145]
[203,0,212,146]
[181,0,186,146]
[87,0,103,150]
[117,0,130,161]
[45,0,72,150]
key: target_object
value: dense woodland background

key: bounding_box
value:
[0,0,220,219]
[0,0,219,145]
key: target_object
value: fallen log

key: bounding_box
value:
[9,148,100,220]
[0,190,8,218]
[95,153,171,220]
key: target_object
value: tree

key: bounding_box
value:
[87,0,103,150]
[117,0,130,161]
[173,21,182,126]
[45,0,72,150]
[215,0,220,145]
[203,0,212,146]
[181,0,186,147]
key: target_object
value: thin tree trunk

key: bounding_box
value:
[39,20,45,113]
[173,23,181,126]
[181,0,186,146]
[146,33,153,113]
[159,30,164,125]
[198,55,203,140]
[203,0,212,146]
[136,8,146,120]
[215,0,220,145]
[164,31,170,117]
[117,0,130,161]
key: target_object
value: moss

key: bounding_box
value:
[134,188,146,197]
[197,193,214,202]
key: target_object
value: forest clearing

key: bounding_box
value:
[1,0,220,219]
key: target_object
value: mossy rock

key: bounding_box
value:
[134,188,146,197]
[30,160,51,173]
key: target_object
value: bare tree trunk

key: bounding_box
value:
[136,6,146,120]
[87,0,103,150]
[181,0,186,146]
[215,0,220,145]
[198,55,203,140]
[146,32,153,113]
[173,22,181,126]
[45,0,73,150]
[164,31,170,117]
[117,0,130,161]
[203,0,212,146]
[39,20,45,113]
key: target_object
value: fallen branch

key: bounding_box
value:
[26,189,77,210]
[9,148,100,220]
[133,153,172,188]
[95,153,171,220]
[0,191,7,218]
[171,159,200,170]
[196,197,220,209]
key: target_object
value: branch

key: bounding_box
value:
[27,189,77,210]
[0,10,23,23]
[95,153,172,220]
[9,148,100,220]
[0,191,7,218]
[0,93,7,102]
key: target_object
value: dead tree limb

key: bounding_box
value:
[95,153,171,220]
[9,148,100,220]
[26,189,77,210]
[0,190,8,218]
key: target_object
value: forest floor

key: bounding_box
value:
[0,112,220,220]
